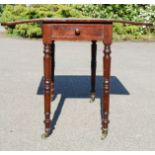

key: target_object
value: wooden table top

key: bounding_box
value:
[1,18,152,27]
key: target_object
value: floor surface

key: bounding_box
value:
[0,35,155,150]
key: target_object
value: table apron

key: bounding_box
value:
[42,24,105,43]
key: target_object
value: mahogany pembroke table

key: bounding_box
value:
[1,18,152,139]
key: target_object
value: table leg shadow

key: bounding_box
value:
[37,75,129,134]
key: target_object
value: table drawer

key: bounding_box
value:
[44,24,104,41]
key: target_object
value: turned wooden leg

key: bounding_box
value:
[42,43,52,138]
[51,41,55,100]
[90,41,97,102]
[102,44,111,139]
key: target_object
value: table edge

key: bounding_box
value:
[1,18,153,27]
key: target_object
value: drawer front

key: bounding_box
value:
[44,24,104,41]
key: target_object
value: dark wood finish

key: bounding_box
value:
[90,41,97,102]
[51,41,55,100]
[102,24,112,138]
[43,24,104,40]
[1,18,151,139]
[1,18,152,27]
[42,24,52,44]
[43,43,52,137]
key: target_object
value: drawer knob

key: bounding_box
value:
[75,28,80,35]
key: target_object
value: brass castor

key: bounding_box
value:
[101,128,108,140]
[41,128,51,139]
[90,94,96,103]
